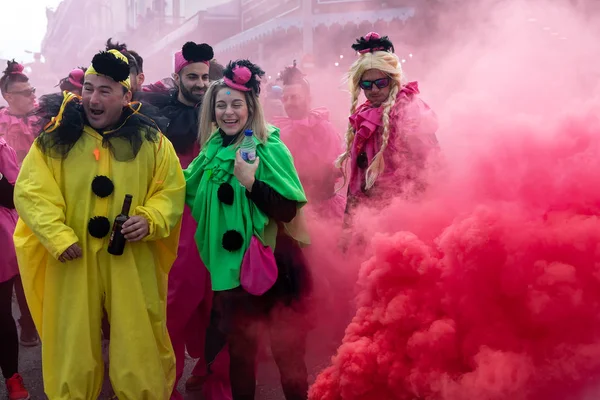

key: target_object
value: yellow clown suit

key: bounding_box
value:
[12,49,185,399]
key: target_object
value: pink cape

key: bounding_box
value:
[0,107,38,163]
[167,152,231,400]
[0,138,19,283]
[348,81,439,200]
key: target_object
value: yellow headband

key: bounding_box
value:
[85,49,131,91]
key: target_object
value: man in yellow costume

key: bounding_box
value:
[12,49,185,399]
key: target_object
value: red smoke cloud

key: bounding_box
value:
[309,98,600,400]
[308,1,600,399]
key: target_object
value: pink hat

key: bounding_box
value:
[68,68,85,88]
[222,60,264,94]
[223,66,253,92]
[3,60,27,77]
[174,42,214,74]
[351,32,395,55]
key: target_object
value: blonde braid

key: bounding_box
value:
[365,84,399,190]
[335,85,361,190]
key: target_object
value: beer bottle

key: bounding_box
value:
[108,194,133,255]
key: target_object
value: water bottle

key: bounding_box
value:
[239,129,256,164]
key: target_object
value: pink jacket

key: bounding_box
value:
[0,138,19,283]
[273,108,345,219]
[0,107,38,163]
[347,81,439,207]
[274,108,343,201]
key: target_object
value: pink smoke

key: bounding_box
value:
[308,1,600,399]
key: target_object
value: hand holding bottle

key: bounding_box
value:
[234,149,260,191]
[121,216,149,242]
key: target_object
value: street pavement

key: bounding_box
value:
[1,298,345,399]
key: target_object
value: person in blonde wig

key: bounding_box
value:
[338,32,439,216]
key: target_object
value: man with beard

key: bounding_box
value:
[140,41,210,164]
[13,49,185,399]
[173,42,210,109]
[141,41,232,400]
[142,59,223,95]
[273,61,344,219]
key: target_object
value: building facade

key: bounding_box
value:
[41,0,128,83]
[38,0,427,88]
[120,0,239,79]
[213,0,420,77]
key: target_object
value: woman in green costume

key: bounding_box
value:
[185,59,312,400]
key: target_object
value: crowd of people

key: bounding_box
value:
[0,31,439,400]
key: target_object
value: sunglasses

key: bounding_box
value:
[359,78,390,91]
[8,87,36,97]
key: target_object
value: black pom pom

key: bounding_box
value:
[217,183,234,205]
[88,216,111,238]
[91,175,114,198]
[182,42,214,63]
[91,51,130,83]
[357,152,369,169]
[222,230,244,252]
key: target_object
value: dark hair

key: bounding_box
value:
[279,60,310,95]
[59,79,79,93]
[209,60,225,81]
[128,50,143,73]
[0,60,29,95]
[35,92,160,160]
[105,38,140,75]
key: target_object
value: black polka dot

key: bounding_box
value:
[217,182,234,205]
[91,175,114,198]
[88,216,111,238]
[222,230,244,252]
[357,152,368,169]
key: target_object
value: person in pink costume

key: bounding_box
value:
[272,61,345,221]
[0,60,39,348]
[159,42,232,400]
[0,60,38,163]
[0,138,30,400]
[272,62,349,368]
[337,32,440,224]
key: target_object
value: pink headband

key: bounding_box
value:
[223,66,252,92]
[174,50,210,74]
[68,69,84,88]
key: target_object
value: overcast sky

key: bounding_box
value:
[0,0,63,62]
